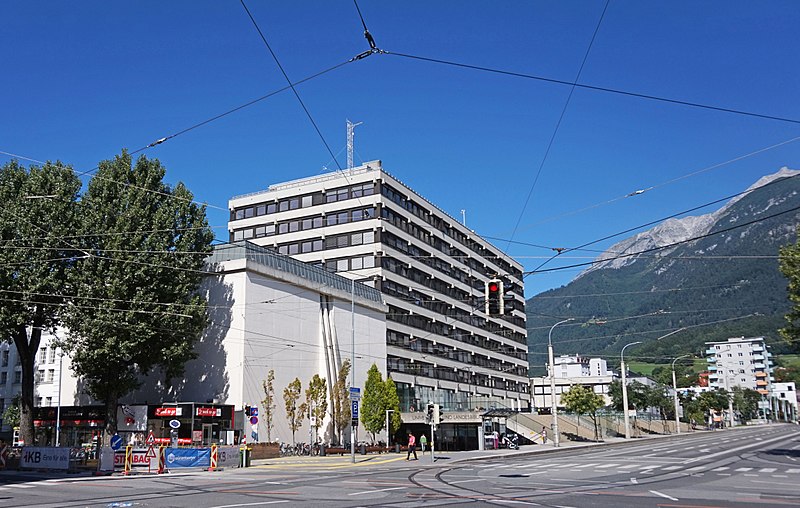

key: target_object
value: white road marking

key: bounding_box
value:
[662,466,682,471]
[573,463,598,468]
[552,463,578,468]
[617,464,639,469]
[759,468,777,473]
[594,464,619,469]
[650,490,679,501]
[735,468,753,472]
[630,478,638,484]
[8,484,34,489]
[711,467,729,472]
[211,502,289,508]
[348,486,406,496]
[493,500,540,505]
[786,468,800,473]
[449,479,484,484]
[772,475,788,478]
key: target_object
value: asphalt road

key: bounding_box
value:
[1,424,798,507]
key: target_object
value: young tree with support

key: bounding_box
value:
[261,369,276,442]
[360,364,386,443]
[560,384,606,441]
[284,377,305,445]
[332,359,351,445]
[305,374,327,444]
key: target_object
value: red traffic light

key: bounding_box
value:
[488,282,499,293]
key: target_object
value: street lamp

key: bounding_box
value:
[671,353,692,434]
[620,341,642,439]
[548,318,574,447]
[385,409,394,452]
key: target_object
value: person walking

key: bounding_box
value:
[420,434,428,454]
[541,426,548,445]
[406,432,418,460]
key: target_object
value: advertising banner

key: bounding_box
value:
[217,446,241,468]
[113,448,158,470]
[164,447,211,469]
[20,447,70,470]
[117,405,148,432]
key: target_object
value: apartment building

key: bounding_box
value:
[228,161,529,421]
[530,355,615,410]
[706,337,774,395]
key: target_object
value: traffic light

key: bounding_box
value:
[426,403,434,424]
[485,279,504,316]
[244,405,251,417]
[433,404,441,425]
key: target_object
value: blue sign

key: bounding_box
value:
[250,407,258,417]
[110,434,123,451]
[164,447,211,469]
[351,400,359,419]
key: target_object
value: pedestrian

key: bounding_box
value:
[420,434,428,454]
[542,426,548,445]
[406,432,417,460]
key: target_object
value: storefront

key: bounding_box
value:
[146,403,235,445]
[33,405,105,448]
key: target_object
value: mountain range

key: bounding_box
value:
[526,167,800,374]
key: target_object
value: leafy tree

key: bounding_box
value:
[560,384,605,441]
[361,364,387,442]
[780,229,800,351]
[283,377,305,444]
[732,386,761,421]
[60,151,213,442]
[305,374,327,443]
[2,395,21,429]
[261,369,276,442]
[384,376,402,440]
[331,359,351,445]
[609,380,649,411]
[644,384,674,432]
[0,160,80,445]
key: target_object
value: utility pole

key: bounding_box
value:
[346,119,363,169]
[621,341,642,439]
[548,318,573,447]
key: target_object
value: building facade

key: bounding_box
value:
[706,337,774,395]
[127,241,388,445]
[228,162,530,440]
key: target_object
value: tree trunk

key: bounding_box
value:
[103,392,118,446]
[13,323,42,446]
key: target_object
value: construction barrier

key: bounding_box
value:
[19,447,70,471]
[162,447,210,470]
[118,446,159,475]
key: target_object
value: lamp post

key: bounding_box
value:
[671,353,692,434]
[55,349,64,447]
[548,318,574,447]
[620,341,642,439]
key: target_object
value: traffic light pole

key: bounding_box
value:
[430,422,435,463]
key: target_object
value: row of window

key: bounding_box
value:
[380,184,522,279]
[0,370,21,384]
[232,207,376,241]
[322,254,377,272]
[35,369,57,383]
[272,229,377,257]
[387,355,527,393]
[231,182,376,221]
[387,329,526,370]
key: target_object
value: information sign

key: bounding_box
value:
[351,400,359,419]
[169,419,181,429]
[110,434,123,451]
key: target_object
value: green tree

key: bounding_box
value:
[609,380,649,411]
[261,369,276,442]
[60,151,213,441]
[332,359,351,445]
[732,386,761,421]
[305,374,327,443]
[560,384,605,441]
[644,384,674,432]
[779,230,800,350]
[360,364,386,442]
[283,377,305,444]
[2,395,21,429]
[384,376,402,440]
[0,160,81,445]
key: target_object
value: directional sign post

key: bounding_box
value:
[349,387,361,401]
[110,434,123,451]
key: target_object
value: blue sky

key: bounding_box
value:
[3,1,799,297]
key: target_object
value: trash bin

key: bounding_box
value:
[395,443,400,453]
[319,444,326,457]
[359,443,367,455]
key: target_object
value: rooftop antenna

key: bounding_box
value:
[346,119,363,169]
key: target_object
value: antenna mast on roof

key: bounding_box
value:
[346,119,363,169]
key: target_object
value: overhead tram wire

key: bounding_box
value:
[526,201,800,276]
[509,134,800,235]
[240,0,343,171]
[505,0,611,254]
[516,171,800,275]
[383,52,800,127]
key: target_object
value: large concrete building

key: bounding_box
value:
[706,337,774,395]
[228,161,530,444]
[530,355,615,410]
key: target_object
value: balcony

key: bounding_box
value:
[753,354,765,361]
[756,380,768,387]
[755,371,767,378]
[754,363,766,369]
[707,357,717,363]
[705,349,717,355]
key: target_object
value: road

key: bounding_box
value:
[1,424,798,507]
